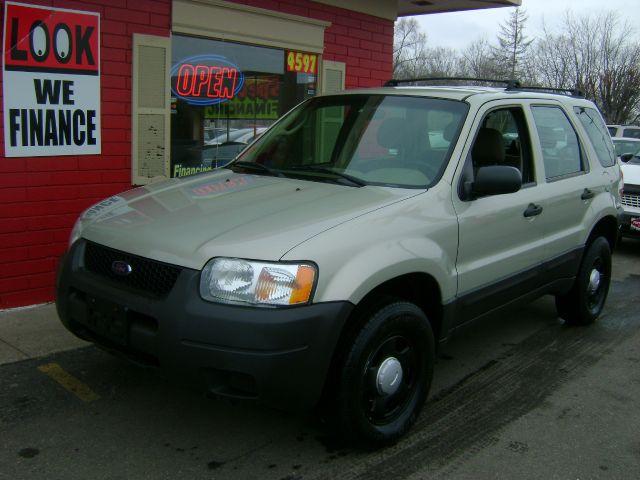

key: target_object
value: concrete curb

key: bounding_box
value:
[0,303,88,366]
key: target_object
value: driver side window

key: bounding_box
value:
[471,107,535,185]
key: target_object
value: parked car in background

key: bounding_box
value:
[199,128,269,169]
[206,127,265,146]
[172,128,271,175]
[612,137,640,161]
[620,154,640,237]
[233,127,268,145]
[608,124,640,139]
[204,127,235,144]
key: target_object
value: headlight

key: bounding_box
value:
[68,216,83,248]
[200,258,317,306]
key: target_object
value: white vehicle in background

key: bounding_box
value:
[608,124,640,139]
[612,137,640,162]
[619,153,640,238]
[233,127,268,145]
[206,127,268,146]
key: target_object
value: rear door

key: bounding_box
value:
[528,103,606,270]
[452,101,547,322]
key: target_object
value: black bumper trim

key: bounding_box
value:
[180,339,309,357]
[56,240,354,409]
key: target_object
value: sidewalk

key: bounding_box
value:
[0,303,88,365]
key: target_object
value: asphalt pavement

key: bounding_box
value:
[1,238,639,480]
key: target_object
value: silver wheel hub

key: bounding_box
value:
[588,269,601,294]
[376,357,403,396]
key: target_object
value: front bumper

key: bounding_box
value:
[56,240,353,409]
[619,209,640,237]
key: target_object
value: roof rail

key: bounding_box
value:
[504,84,585,98]
[384,77,585,98]
[384,77,521,88]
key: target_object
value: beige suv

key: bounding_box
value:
[56,83,622,446]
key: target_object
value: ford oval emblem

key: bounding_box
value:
[111,260,132,276]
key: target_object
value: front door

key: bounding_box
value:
[452,102,547,322]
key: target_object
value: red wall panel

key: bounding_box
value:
[0,0,172,308]
[0,0,393,309]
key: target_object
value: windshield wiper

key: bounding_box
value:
[230,161,284,177]
[286,166,366,187]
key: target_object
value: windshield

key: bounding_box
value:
[613,140,640,157]
[622,128,640,139]
[230,94,469,188]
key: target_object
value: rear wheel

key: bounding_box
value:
[555,237,612,325]
[332,301,434,446]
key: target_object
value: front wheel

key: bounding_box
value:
[333,301,435,446]
[556,237,612,325]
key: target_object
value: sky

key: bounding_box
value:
[413,0,640,51]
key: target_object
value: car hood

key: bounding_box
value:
[621,162,640,186]
[79,170,418,269]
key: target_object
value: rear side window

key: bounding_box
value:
[574,107,616,167]
[531,106,584,179]
[623,128,640,139]
[607,126,617,136]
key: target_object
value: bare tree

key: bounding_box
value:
[392,9,640,123]
[393,19,462,79]
[491,7,533,80]
[532,11,640,123]
[423,46,462,77]
[393,18,428,79]
[460,38,499,78]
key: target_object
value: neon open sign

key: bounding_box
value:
[170,55,244,106]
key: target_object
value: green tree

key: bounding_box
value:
[492,7,532,80]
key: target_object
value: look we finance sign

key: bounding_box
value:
[2,2,100,157]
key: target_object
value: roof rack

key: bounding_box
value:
[384,77,585,98]
[384,77,521,88]
[504,84,585,98]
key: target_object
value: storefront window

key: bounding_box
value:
[170,34,317,177]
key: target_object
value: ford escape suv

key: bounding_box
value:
[56,82,622,446]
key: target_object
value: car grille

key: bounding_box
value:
[622,192,640,208]
[84,241,182,298]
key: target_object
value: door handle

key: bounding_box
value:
[581,188,595,200]
[523,203,543,217]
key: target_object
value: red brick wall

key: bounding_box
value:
[0,0,171,308]
[0,0,393,309]
[233,0,394,88]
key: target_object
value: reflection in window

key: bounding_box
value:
[574,107,616,167]
[236,94,468,188]
[170,35,317,177]
[532,106,584,179]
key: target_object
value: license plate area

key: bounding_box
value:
[81,296,129,346]
[631,217,640,232]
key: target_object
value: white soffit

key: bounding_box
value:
[172,0,329,53]
[314,0,519,20]
[398,0,521,17]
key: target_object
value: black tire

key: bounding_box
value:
[332,301,435,447]
[555,237,612,325]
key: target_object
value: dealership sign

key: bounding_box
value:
[171,55,244,106]
[2,2,101,157]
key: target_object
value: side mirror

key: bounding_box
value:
[620,153,634,163]
[473,165,522,197]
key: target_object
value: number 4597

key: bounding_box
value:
[287,51,317,74]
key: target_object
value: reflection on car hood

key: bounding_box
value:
[79,170,418,269]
